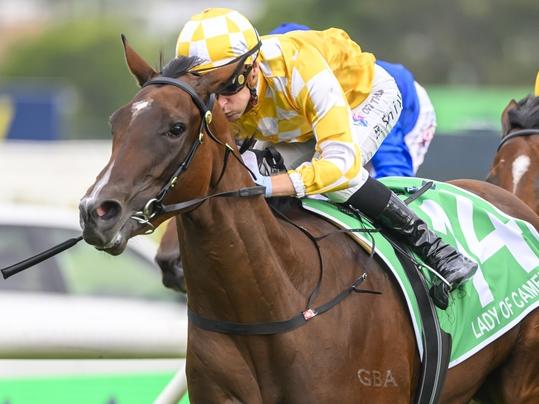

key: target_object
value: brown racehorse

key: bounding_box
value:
[486,95,539,214]
[79,38,539,403]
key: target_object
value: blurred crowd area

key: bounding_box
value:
[0,0,537,141]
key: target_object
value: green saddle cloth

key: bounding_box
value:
[301,177,539,367]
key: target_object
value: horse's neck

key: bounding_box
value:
[179,156,308,321]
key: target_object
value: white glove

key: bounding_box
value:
[241,150,272,197]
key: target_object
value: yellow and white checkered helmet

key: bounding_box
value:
[176,8,261,72]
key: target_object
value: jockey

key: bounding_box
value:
[176,8,477,308]
[269,23,436,178]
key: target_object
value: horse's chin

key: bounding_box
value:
[83,216,141,256]
[98,232,128,256]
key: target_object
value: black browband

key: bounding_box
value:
[144,76,211,118]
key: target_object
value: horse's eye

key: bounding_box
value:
[167,122,186,138]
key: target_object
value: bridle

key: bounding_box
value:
[496,128,539,152]
[130,75,263,231]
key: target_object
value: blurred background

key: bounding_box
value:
[1,0,538,196]
[0,0,538,201]
[0,0,537,402]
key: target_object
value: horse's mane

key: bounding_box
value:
[508,95,539,129]
[161,56,204,78]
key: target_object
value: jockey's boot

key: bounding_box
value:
[347,177,478,309]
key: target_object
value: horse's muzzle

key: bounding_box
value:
[79,198,126,251]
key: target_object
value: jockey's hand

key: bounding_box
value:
[241,150,273,197]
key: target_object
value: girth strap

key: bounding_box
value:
[393,244,451,404]
[188,274,380,336]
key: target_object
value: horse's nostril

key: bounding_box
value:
[94,200,121,221]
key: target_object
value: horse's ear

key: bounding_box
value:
[501,99,518,136]
[121,34,158,87]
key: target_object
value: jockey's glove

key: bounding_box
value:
[242,150,273,198]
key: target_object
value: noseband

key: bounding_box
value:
[496,128,539,152]
[130,76,263,230]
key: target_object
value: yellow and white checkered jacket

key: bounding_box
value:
[231,28,376,195]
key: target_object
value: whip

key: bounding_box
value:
[1,236,83,279]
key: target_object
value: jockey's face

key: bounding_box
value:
[218,86,251,121]
[217,62,259,122]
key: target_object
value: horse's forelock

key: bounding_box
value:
[508,95,539,129]
[161,56,204,79]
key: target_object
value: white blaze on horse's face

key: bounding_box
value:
[512,154,530,193]
[81,160,115,211]
[130,99,154,123]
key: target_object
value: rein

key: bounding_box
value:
[496,128,539,151]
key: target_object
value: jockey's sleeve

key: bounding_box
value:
[286,46,363,196]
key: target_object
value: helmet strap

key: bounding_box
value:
[243,62,259,112]
[245,85,259,113]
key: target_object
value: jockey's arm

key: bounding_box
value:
[283,46,363,197]
[267,173,295,196]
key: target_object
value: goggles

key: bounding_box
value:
[217,64,254,96]
[191,41,262,97]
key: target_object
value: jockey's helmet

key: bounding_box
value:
[175,8,261,73]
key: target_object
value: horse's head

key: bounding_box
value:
[79,36,251,255]
[487,95,539,213]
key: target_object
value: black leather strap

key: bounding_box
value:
[188,274,379,336]
[393,246,451,404]
[404,181,434,205]
[159,186,265,215]
[497,128,539,151]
